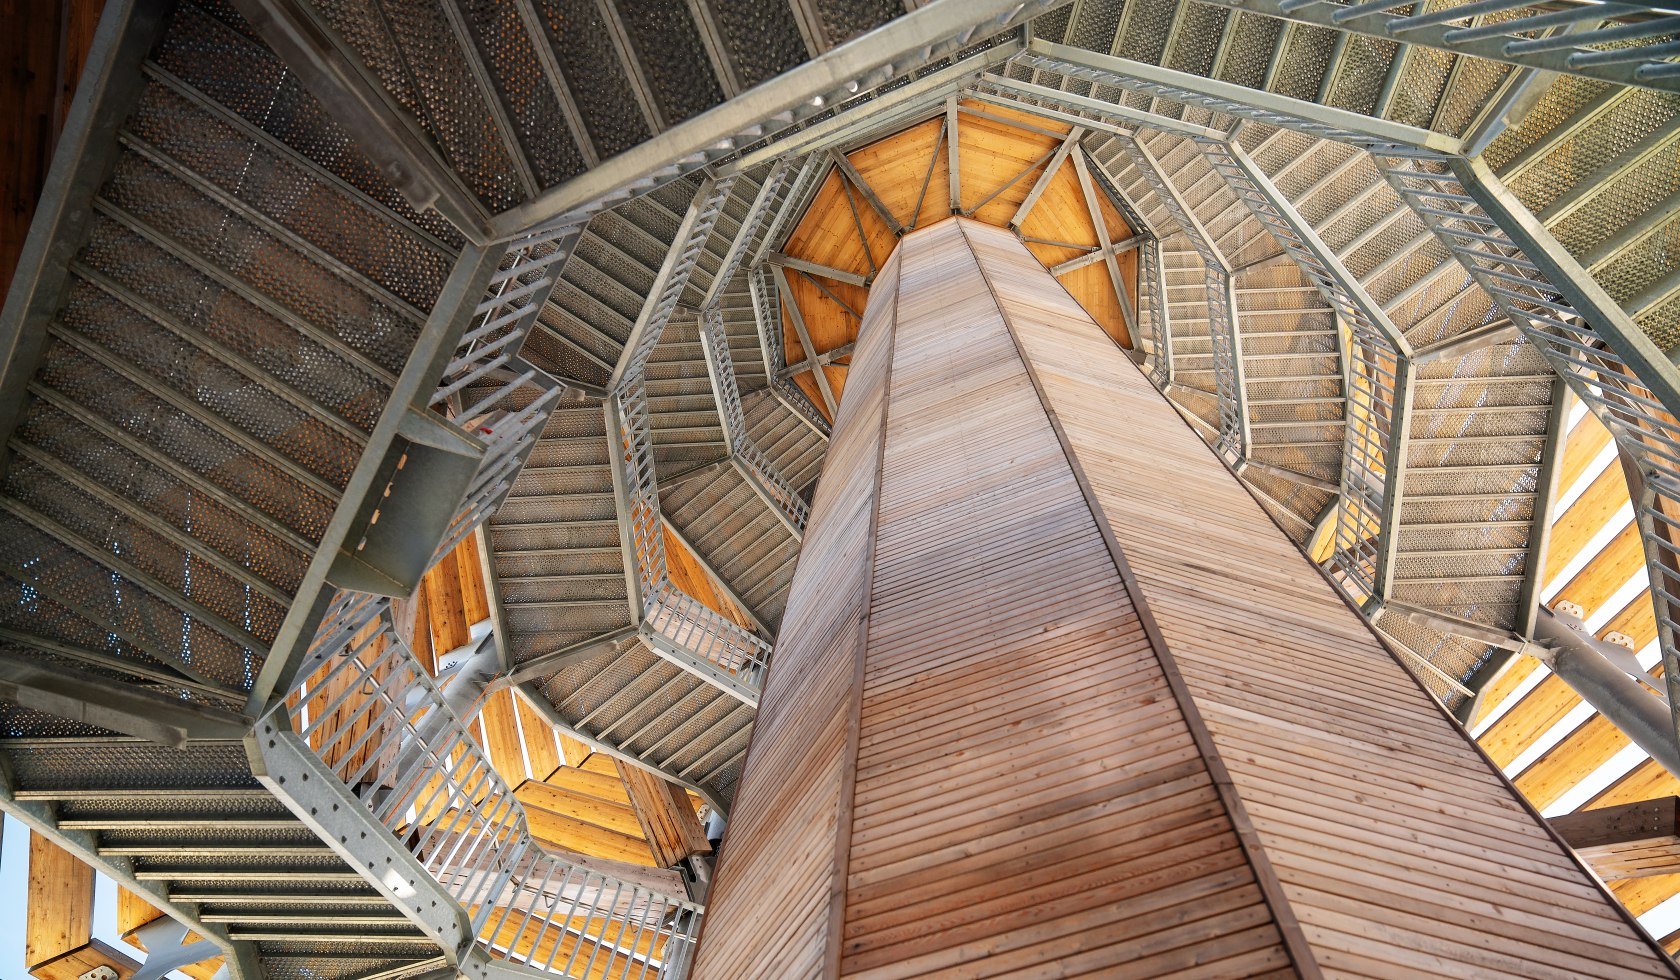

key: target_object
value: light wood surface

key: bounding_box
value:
[698,220,1286,979]
[26,832,93,971]
[699,218,1677,978]
[774,103,1137,420]
[976,217,1675,978]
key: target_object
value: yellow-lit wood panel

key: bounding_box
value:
[774,101,1138,422]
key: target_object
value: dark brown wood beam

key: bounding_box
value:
[1552,797,1680,880]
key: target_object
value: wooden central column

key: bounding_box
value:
[692,218,1675,979]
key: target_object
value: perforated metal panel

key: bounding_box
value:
[616,0,725,125]
[529,0,653,157]
[457,0,586,187]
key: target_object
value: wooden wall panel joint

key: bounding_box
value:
[958,219,1323,980]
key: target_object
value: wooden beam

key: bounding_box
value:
[829,148,903,236]
[27,833,92,972]
[544,760,635,804]
[458,532,490,627]
[524,801,658,866]
[1545,462,1630,584]
[29,941,141,980]
[517,780,644,838]
[616,761,711,869]
[1552,798,1680,880]
[480,688,529,785]
[424,545,471,655]
[517,695,564,776]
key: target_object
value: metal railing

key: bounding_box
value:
[430,378,563,566]
[693,158,819,527]
[700,303,811,538]
[1118,137,1248,461]
[433,227,576,416]
[749,263,834,440]
[613,372,772,701]
[1380,153,1680,736]
[595,173,774,703]
[1138,236,1174,388]
[1195,140,1414,602]
[426,228,577,565]
[273,591,704,978]
[1214,0,1680,93]
[997,40,1680,749]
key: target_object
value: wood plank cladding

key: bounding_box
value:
[962,218,1675,978]
[696,218,1289,978]
[696,217,1679,978]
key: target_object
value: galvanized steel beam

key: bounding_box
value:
[1018,37,1461,154]
[0,0,170,485]
[227,0,494,240]
[0,761,265,980]
[1208,0,1680,94]
[490,0,1071,239]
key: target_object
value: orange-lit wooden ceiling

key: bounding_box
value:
[774,99,1140,421]
[407,534,713,879]
[1471,399,1680,948]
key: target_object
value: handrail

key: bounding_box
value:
[1206,0,1680,94]
[749,263,835,439]
[613,372,772,701]
[1382,153,1680,747]
[699,304,812,536]
[1195,140,1413,603]
[426,228,577,565]
[273,592,703,978]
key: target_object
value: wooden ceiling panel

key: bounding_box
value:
[1060,261,1130,348]
[1611,873,1680,916]
[848,118,945,228]
[518,780,647,839]
[775,105,1140,419]
[783,270,864,358]
[1020,165,1095,255]
[785,171,882,279]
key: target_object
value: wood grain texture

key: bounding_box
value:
[26,831,92,971]
[698,219,1286,979]
[973,217,1677,979]
[692,236,902,980]
[776,105,1136,418]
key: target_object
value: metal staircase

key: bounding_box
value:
[1,736,433,980]
[6,0,1680,975]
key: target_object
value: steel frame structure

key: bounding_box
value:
[1202,0,1680,94]
[991,38,1680,765]
[252,591,705,980]
[8,3,1680,976]
[603,176,773,710]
